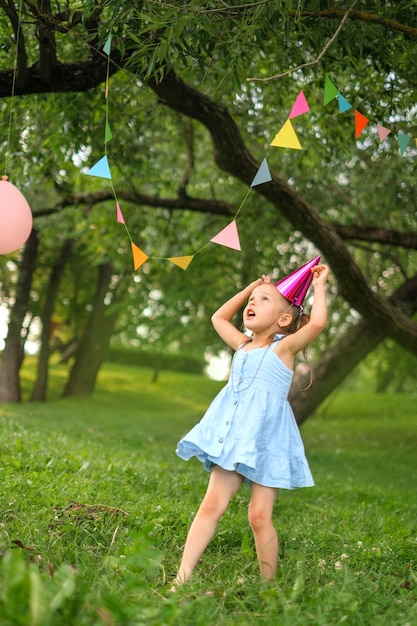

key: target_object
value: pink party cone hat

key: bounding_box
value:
[275,255,321,306]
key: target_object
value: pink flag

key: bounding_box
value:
[116,203,125,224]
[211,220,241,251]
[377,124,391,142]
[289,90,310,119]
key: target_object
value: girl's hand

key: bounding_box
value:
[248,275,270,291]
[311,264,329,287]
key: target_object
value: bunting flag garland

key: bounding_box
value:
[323,76,339,105]
[86,155,112,179]
[131,243,148,270]
[338,94,352,113]
[210,220,241,251]
[377,124,391,142]
[103,34,112,56]
[251,158,272,187]
[85,44,416,272]
[116,202,125,224]
[398,132,412,156]
[355,110,370,139]
[270,119,302,150]
[168,255,194,270]
[105,121,112,144]
[289,90,310,118]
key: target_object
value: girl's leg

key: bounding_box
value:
[248,483,278,580]
[173,465,243,586]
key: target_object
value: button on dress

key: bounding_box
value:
[176,337,314,490]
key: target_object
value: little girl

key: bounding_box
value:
[172,260,329,587]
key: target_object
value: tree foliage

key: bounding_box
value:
[0,1,416,411]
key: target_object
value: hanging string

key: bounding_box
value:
[3,0,24,177]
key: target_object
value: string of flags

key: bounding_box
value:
[86,36,417,272]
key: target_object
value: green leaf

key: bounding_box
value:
[29,568,48,626]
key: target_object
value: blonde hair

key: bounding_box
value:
[281,302,311,361]
[286,304,310,334]
[286,303,313,387]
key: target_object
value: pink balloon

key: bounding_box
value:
[0,177,33,255]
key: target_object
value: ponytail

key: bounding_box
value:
[287,306,311,360]
[286,305,310,334]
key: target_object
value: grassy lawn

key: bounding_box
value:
[0,361,416,625]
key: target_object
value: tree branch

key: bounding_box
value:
[0,51,121,96]
[34,0,58,83]
[32,189,235,218]
[0,0,28,87]
[247,0,360,82]
[333,224,417,251]
[291,7,417,40]
[147,69,417,355]
[33,191,417,254]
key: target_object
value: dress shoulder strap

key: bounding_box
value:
[274,333,286,342]
[236,339,252,352]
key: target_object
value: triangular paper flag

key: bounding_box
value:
[377,124,391,142]
[250,158,272,187]
[86,155,112,179]
[103,34,112,56]
[131,243,148,270]
[289,90,310,119]
[338,94,352,113]
[105,121,112,144]
[323,76,339,105]
[211,220,241,251]
[398,132,411,156]
[355,111,369,139]
[270,119,302,150]
[116,203,124,224]
[168,255,194,270]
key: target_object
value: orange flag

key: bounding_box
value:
[355,111,369,139]
[131,243,148,270]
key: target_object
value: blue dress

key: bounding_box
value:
[176,336,314,490]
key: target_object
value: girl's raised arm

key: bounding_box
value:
[279,264,329,357]
[211,277,265,350]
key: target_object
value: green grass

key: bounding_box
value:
[0,362,416,625]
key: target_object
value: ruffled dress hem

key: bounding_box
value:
[176,338,314,491]
[176,440,314,490]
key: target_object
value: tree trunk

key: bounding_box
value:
[30,239,72,402]
[375,370,391,394]
[62,263,128,398]
[290,273,417,424]
[0,230,39,402]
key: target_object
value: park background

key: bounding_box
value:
[0,1,416,624]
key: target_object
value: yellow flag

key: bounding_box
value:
[270,119,302,150]
[168,255,194,270]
